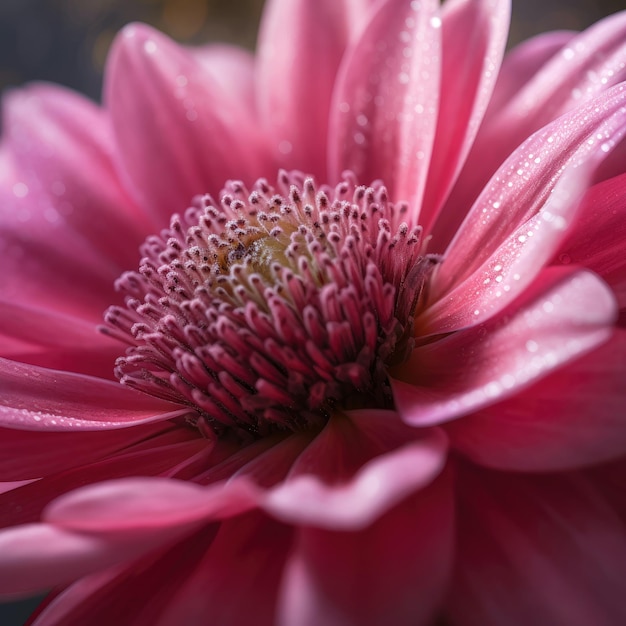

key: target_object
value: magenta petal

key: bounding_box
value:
[0,434,204,528]
[0,358,188,430]
[393,268,616,426]
[424,84,626,333]
[263,411,447,529]
[437,12,626,244]
[277,468,454,626]
[420,0,510,231]
[0,522,185,599]
[44,477,257,531]
[445,327,626,471]
[0,421,172,481]
[553,172,626,307]
[33,514,292,626]
[0,300,121,377]
[154,513,292,626]
[105,23,270,223]
[445,462,626,626]
[256,0,374,177]
[329,0,441,210]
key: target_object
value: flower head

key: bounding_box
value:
[1,1,626,625]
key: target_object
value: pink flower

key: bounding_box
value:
[1,0,626,624]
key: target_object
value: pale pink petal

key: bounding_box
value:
[423,84,626,333]
[0,433,204,527]
[0,150,118,320]
[420,0,510,231]
[256,0,375,176]
[393,268,616,426]
[446,327,626,471]
[486,30,575,116]
[0,421,174,481]
[552,172,626,307]
[1,84,151,263]
[263,411,447,529]
[329,0,441,211]
[105,23,271,223]
[44,477,257,531]
[0,358,188,430]
[190,44,256,109]
[444,462,626,626]
[435,12,626,248]
[277,468,453,626]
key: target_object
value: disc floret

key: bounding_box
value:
[104,171,438,437]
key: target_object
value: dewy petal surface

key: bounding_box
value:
[420,0,510,230]
[105,23,270,223]
[256,0,374,177]
[424,84,626,333]
[436,10,626,246]
[329,0,441,211]
[0,358,188,430]
[445,327,626,471]
[393,268,617,426]
[552,172,626,307]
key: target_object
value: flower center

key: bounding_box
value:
[103,171,438,437]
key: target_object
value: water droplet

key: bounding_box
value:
[12,182,28,198]
[278,140,292,155]
[559,253,571,264]
[526,340,538,353]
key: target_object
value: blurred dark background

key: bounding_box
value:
[0,0,624,624]
[0,0,624,101]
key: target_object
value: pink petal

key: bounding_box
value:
[2,83,151,268]
[552,172,626,307]
[435,12,626,247]
[44,477,257,531]
[487,30,575,117]
[420,0,510,232]
[0,87,146,326]
[328,0,441,211]
[444,462,626,626]
[104,23,271,224]
[446,327,626,471]
[33,514,292,626]
[256,0,375,177]
[263,410,448,529]
[154,513,292,626]
[277,467,453,626]
[190,44,256,109]
[423,84,626,333]
[0,432,204,528]
[0,421,174,481]
[0,358,188,430]
[0,522,187,599]
[0,300,121,378]
[393,267,617,426]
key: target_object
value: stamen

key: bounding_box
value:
[102,172,439,437]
